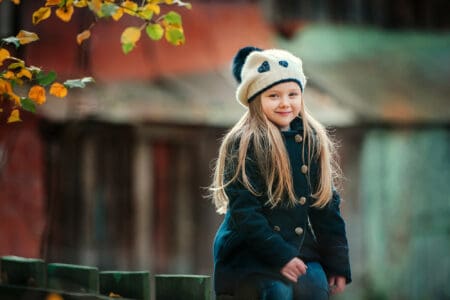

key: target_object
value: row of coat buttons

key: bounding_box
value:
[295,134,308,174]
[295,134,308,205]
[271,134,306,237]
[273,225,304,235]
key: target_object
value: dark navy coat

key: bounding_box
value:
[213,118,351,295]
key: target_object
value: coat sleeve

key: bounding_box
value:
[225,155,298,270]
[308,188,352,283]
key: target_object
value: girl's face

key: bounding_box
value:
[260,81,302,131]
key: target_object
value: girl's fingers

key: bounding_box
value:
[281,270,298,283]
[329,276,346,295]
[335,277,346,294]
[285,274,297,283]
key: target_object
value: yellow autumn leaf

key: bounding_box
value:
[49,82,68,98]
[2,71,15,80]
[17,68,32,80]
[28,85,46,105]
[32,7,51,25]
[45,293,63,300]
[9,92,21,105]
[89,0,102,16]
[108,292,121,298]
[0,79,13,94]
[7,109,21,123]
[16,30,39,44]
[164,0,173,4]
[121,27,141,45]
[11,0,20,4]
[145,3,160,15]
[76,29,91,45]
[112,7,124,21]
[45,0,61,6]
[122,0,138,16]
[73,0,87,7]
[138,6,153,19]
[56,5,74,22]
[0,79,21,105]
[0,48,10,66]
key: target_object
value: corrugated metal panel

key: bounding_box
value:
[358,128,450,299]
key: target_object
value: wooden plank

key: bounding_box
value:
[133,136,153,270]
[47,263,98,294]
[0,256,46,288]
[99,271,150,300]
[154,274,211,300]
[152,142,172,272]
[0,284,120,300]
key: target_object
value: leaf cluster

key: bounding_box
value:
[0,31,94,123]
[31,0,191,53]
[0,0,191,124]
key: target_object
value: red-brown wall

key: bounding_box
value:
[0,115,46,258]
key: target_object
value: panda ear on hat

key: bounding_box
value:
[232,46,262,83]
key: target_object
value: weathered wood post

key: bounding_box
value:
[47,263,99,294]
[0,256,46,288]
[154,274,211,300]
[99,271,150,300]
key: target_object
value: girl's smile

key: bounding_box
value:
[260,81,302,131]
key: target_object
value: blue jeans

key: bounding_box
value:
[233,262,329,300]
[293,262,329,300]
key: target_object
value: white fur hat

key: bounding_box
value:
[234,48,307,107]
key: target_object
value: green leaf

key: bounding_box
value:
[63,77,95,88]
[8,62,25,70]
[1,37,20,48]
[20,98,36,113]
[146,24,164,41]
[121,42,134,54]
[101,3,118,17]
[164,11,182,26]
[165,27,185,46]
[36,71,57,86]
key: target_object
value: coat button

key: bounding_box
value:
[301,165,308,174]
[294,227,304,235]
[274,225,281,232]
[299,197,306,205]
[295,134,303,143]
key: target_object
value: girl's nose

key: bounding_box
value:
[279,96,289,107]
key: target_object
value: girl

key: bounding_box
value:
[210,47,351,300]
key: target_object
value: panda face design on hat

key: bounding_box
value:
[234,48,307,107]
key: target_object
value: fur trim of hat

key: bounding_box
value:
[233,47,307,107]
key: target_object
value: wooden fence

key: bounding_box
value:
[0,256,211,300]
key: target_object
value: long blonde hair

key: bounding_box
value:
[210,95,341,214]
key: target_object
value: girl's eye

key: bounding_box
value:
[269,94,279,98]
[289,92,299,97]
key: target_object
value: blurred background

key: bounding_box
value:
[0,0,449,299]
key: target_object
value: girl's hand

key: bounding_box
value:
[328,275,346,295]
[280,257,307,283]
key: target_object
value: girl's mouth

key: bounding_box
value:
[276,111,292,116]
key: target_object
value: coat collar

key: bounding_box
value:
[289,116,304,131]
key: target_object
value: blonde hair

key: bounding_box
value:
[210,95,341,214]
